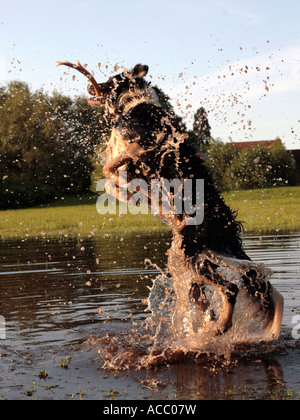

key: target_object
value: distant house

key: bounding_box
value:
[231,139,282,150]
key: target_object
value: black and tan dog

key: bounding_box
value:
[58,61,284,339]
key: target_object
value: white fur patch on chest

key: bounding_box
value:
[99,127,129,168]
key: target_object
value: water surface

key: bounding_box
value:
[0,231,300,400]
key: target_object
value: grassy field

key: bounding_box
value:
[224,186,300,232]
[0,186,299,241]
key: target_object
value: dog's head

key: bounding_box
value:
[87,64,149,114]
[57,60,149,116]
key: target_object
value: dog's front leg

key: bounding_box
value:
[103,143,148,186]
[195,259,239,335]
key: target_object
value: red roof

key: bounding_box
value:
[231,140,281,150]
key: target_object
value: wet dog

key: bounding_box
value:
[58,61,284,339]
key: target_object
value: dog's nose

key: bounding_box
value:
[88,84,96,96]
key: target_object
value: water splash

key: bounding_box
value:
[147,242,279,356]
[80,62,284,370]
[86,242,284,371]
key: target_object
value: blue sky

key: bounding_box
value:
[1,0,300,149]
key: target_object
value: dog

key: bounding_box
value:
[58,61,284,339]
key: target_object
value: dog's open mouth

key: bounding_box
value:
[57,60,104,106]
[87,96,105,106]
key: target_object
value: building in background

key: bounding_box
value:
[231,139,281,150]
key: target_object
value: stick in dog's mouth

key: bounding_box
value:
[57,60,103,104]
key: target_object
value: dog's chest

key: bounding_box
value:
[100,127,129,168]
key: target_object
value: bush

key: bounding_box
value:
[0,178,57,210]
[205,140,239,190]
[0,82,107,210]
[206,139,297,191]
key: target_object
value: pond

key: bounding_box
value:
[0,231,300,400]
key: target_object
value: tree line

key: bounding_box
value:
[0,81,298,209]
[189,108,297,190]
[0,81,110,209]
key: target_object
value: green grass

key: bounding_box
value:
[0,195,165,241]
[0,186,299,241]
[223,186,300,233]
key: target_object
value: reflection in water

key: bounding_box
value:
[173,358,285,400]
[0,233,169,347]
[0,231,300,399]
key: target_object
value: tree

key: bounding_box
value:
[191,107,211,147]
[0,81,107,209]
[205,139,239,191]
[267,139,298,187]
[205,139,298,191]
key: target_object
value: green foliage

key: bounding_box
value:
[205,140,239,189]
[188,106,297,191]
[0,178,56,210]
[0,187,299,241]
[205,139,298,191]
[0,80,297,212]
[58,355,71,369]
[37,370,48,379]
[90,149,105,194]
[0,82,108,209]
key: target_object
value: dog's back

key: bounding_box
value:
[117,100,248,260]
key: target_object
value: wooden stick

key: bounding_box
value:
[57,60,102,96]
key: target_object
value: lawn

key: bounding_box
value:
[224,186,300,232]
[0,186,299,241]
[0,195,165,241]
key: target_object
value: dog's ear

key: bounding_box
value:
[131,64,149,79]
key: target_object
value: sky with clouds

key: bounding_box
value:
[1,0,300,149]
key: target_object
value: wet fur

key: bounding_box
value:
[91,64,283,340]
